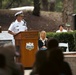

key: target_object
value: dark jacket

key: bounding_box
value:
[38,39,47,49]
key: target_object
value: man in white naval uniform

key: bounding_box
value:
[56,24,67,33]
[8,11,28,59]
[8,11,27,35]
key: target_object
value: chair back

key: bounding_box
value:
[59,43,69,52]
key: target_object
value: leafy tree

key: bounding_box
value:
[1,0,33,9]
[55,0,63,12]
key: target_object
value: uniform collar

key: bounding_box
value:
[15,19,22,23]
[40,38,47,41]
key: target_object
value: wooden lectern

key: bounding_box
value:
[14,31,38,68]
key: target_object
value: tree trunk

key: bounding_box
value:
[49,0,56,11]
[33,0,40,16]
[41,0,48,11]
[62,0,74,29]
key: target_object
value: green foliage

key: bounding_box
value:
[1,0,34,9]
[74,0,76,13]
[55,0,76,13]
[55,1,63,12]
[73,31,76,51]
[46,32,75,51]
[20,0,34,6]
[2,0,9,8]
[46,32,55,38]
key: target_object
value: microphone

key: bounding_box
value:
[23,19,27,26]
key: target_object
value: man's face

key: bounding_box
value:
[59,26,63,31]
[17,15,24,21]
[18,15,24,19]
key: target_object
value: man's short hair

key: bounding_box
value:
[59,24,64,28]
[46,38,59,49]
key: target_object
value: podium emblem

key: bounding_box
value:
[26,42,34,51]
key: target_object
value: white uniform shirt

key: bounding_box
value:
[8,20,27,33]
[56,29,67,33]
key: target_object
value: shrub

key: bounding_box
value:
[46,32,75,51]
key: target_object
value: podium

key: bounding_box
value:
[14,31,38,68]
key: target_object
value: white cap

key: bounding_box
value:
[14,11,23,16]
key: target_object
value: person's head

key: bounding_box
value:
[2,45,16,61]
[0,53,6,68]
[66,25,73,32]
[15,11,24,22]
[40,31,46,40]
[59,24,64,31]
[47,38,59,50]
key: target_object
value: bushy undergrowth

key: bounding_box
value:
[46,31,76,51]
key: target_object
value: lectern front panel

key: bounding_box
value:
[20,39,38,67]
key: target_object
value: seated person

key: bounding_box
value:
[66,23,73,32]
[39,48,72,75]
[30,50,47,75]
[56,24,67,33]
[0,45,24,75]
[38,31,48,50]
